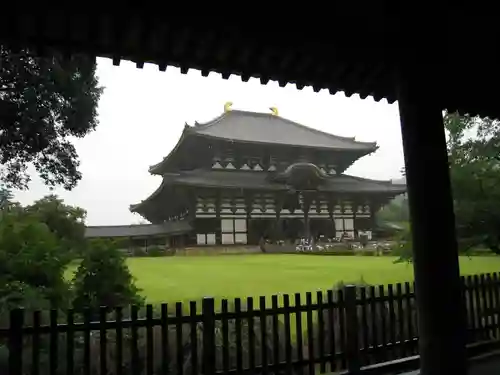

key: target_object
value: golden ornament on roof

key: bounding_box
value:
[224,101,233,113]
[269,106,279,116]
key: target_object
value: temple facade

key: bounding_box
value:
[130,105,406,247]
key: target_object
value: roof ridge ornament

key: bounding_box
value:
[269,106,279,116]
[224,101,233,113]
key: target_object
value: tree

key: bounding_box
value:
[0,46,103,190]
[376,195,409,224]
[72,239,144,312]
[444,112,500,253]
[25,195,87,257]
[0,209,70,307]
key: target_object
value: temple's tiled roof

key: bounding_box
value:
[190,110,377,151]
[161,169,406,193]
[130,169,405,222]
[85,222,192,238]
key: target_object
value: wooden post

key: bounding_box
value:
[344,285,360,374]
[397,69,467,374]
[202,297,216,375]
[8,309,23,375]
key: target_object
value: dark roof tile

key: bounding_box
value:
[85,222,192,238]
[190,110,377,151]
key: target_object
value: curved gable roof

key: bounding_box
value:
[149,109,378,175]
[189,110,377,151]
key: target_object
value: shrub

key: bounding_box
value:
[72,239,144,312]
[147,246,165,257]
[0,211,71,308]
[131,247,147,257]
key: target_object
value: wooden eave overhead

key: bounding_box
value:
[2,11,500,118]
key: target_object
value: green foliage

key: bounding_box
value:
[444,112,500,254]
[132,247,148,257]
[147,246,165,257]
[0,47,103,190]
[72,239,144,311]
[0,186,13,210]
[25,195,87,256]
[391,223,413,263]
[376,195,409,224]
[0,210,71,307]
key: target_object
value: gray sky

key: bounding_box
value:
[13,58,405,226]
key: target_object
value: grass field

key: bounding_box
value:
[87,254,500,305]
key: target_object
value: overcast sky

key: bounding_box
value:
[13,58,405,226]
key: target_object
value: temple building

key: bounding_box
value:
[130,104,406,246]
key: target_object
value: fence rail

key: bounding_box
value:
[1,273,500,374]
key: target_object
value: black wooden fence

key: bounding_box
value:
[1,273,500,374]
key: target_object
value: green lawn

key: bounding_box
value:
[97,254,500,305]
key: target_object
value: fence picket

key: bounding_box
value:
[473,275,483,340]
[260,296,268,375]
[65,309,74,375]
[387,284,396,359]
[337,288,346,369]
[32,310,41,375]
[99,307,107,375]
[283,294,293,375]
[327,289,336,372]
[359,287,369,365]
[49,309,58,375]
[130,305,140,375]
[115,307,123,375]
[486,274,495,339]
[493,273,500,338]
[161,303,170,375]
[175,302,183,375]
[404,282,415,355]
[83,308,91,375]
[369,286,378,362]
[396,283,405,358]
[306,292,315,375]
[234,298,243,374]
[294,293,304,374]
[317,291,326,372]
[221,299,230,374]
[466,275,477,342]
[345,285,360,373]
[146,304,154,375]
[114,306,123,375]
[480,274,489,339]
[5,274,500,375]
[247,297,256,373]
[190,301,198,375]
[9,308,23,375]
[271,295,280,372]
[378,285,387,362]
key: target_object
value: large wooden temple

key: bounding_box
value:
[130,104,405,246]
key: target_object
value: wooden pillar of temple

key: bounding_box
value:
[215,192,222,245]
[244,192,254,244]
[397,68,466,374]
[274,193,284,242]
[302,193,312,239]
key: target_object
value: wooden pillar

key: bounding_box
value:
[244,192,254,244]
[302,193,312,239]
[274,193,284,242]
[215,192,222,245]
[397,70,466,374]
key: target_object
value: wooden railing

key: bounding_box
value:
[2,273,500,374]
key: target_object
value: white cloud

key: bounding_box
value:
[13,58,405,225]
